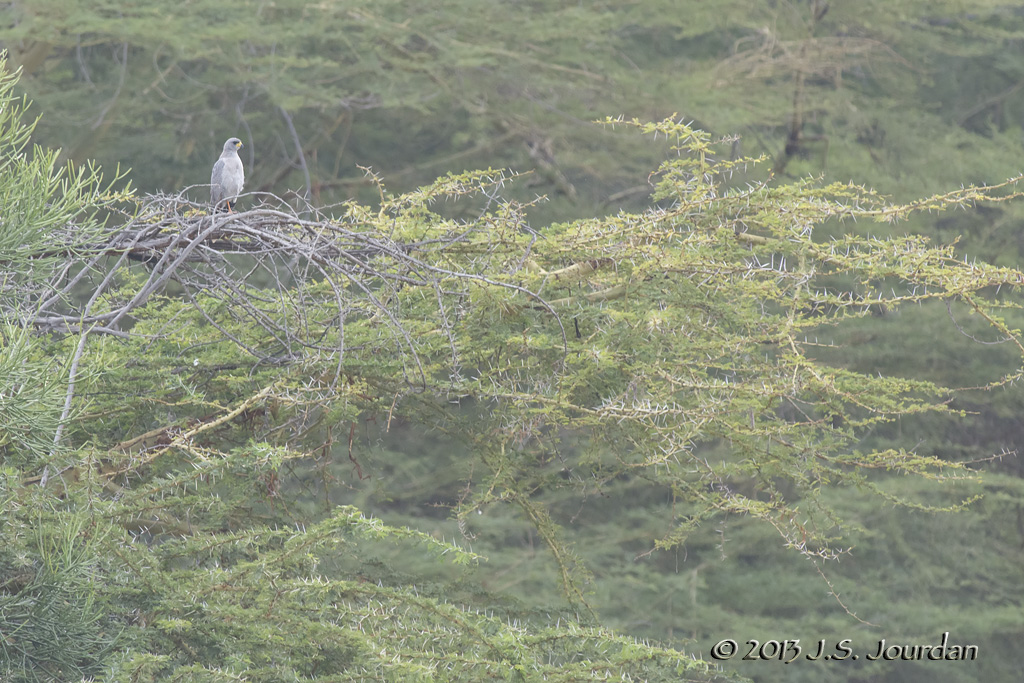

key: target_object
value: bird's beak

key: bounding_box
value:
[236,141,243,149]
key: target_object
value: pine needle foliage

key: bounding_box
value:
[0,55,128,463]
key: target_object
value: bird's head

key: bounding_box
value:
[224,137,243,152]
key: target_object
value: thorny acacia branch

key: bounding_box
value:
[16,191,565,372]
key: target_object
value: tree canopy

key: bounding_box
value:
[3,2,1024,682]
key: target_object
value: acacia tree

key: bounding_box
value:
[2,37,1024,677]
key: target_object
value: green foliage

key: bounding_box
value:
[0,52,127,465]
[4,9,1024,680]
[0,326,69,461]
[0,510,114,682]
[17,113,1017,679]
[0,57,127,281]
[8,0,1024,229]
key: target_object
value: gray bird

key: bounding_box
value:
[211,137,244,213]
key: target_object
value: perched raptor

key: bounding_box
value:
[211,137,244,212]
